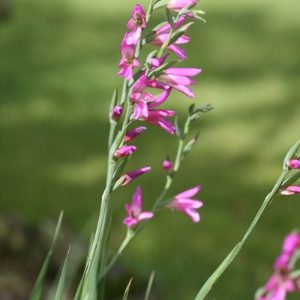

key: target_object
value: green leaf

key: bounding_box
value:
[113,157,129,181]
[109,88,118,122]
[183,132,199,158]
[194,243,242,300]
[174,117,183,139]
[144,271,155,300]
[54,246,71,300]
[190,104,214,121]
[81,232,101,300]
[165,7,174,27]
[122,278,133,300]
[282,171,300,187]
[29,211,64,300]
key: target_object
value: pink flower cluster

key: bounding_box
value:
[118,4,146,81]
[114,2,204,228]
[113,2,203,189]
[256,231,300,300]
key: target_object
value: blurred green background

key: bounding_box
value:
[1,0,300,299]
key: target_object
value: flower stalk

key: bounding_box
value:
[195,139,300,300]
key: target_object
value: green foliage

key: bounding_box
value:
[29,212,63,300]
[54,247,71,300]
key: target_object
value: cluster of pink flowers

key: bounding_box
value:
[256,231,300,300]
[113,1,204,228]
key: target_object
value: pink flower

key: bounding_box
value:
[152,16,193,60]
[118,34,140,81]
[126,4,146,45]
[288,159,300,169]
[282,232,300,254]
[259,272,296,300]
[273,253,290,271]
[167,0,198,12]
[163,159,173,171]
[256,231,300,300]
[123,186,154,228]
[142,109,176,134]
[111,105,123,120]
[150,65,202,98]
[120,166,151,186]
[132,88,172,120]
[114,145,137,158]
[280,186,300,195]
[167,185,203,222]
[124,126,147,142]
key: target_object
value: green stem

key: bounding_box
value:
[194,169,289,300]
[99,230,134,281]
[99,116,192,280]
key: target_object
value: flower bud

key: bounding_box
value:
[287,159,300,169]
[163,159,173,171]
[114,145,137,158]
[111,105,123,120]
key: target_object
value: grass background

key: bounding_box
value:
[1,0,300,299]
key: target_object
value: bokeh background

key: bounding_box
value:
[1,0,300,299]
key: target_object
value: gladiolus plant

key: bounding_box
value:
[29,1,300,300]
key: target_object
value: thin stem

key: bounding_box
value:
[99,230,134,281]
[99,115,192,280]
[194,169,289,300]
[81,82,132,291]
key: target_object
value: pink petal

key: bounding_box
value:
[173,84,194,98]
[185,208,200,222]
[168,44,187,60]
[175,185,201,199]
[132,186,142,212]
[123,217,138,228]
[164,67,202,76]
[138,211,154,221]
[177,198,203,209]
[126,28,142,45]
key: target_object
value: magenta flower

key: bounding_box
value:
[163,159,173,171]
[256,231,300,300]
[273,232,300,271]
[167,0,198,12]
[126,4,146,45]
[132,88,172,120]
[120,166,151,186]
[123,186,154,228]
[124,126,147,142]
[288,159,300,169]
[142,109,176,134]
[114,145,137,158]
[149,66,202,98]
[257,272,296,300]
[152,16,193,60]
[273,253,290,271]
[167,185,203,222]
[280,185,300,195]
[118,34,140,81]
[282,232,300,254]
[111,105,123,120]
